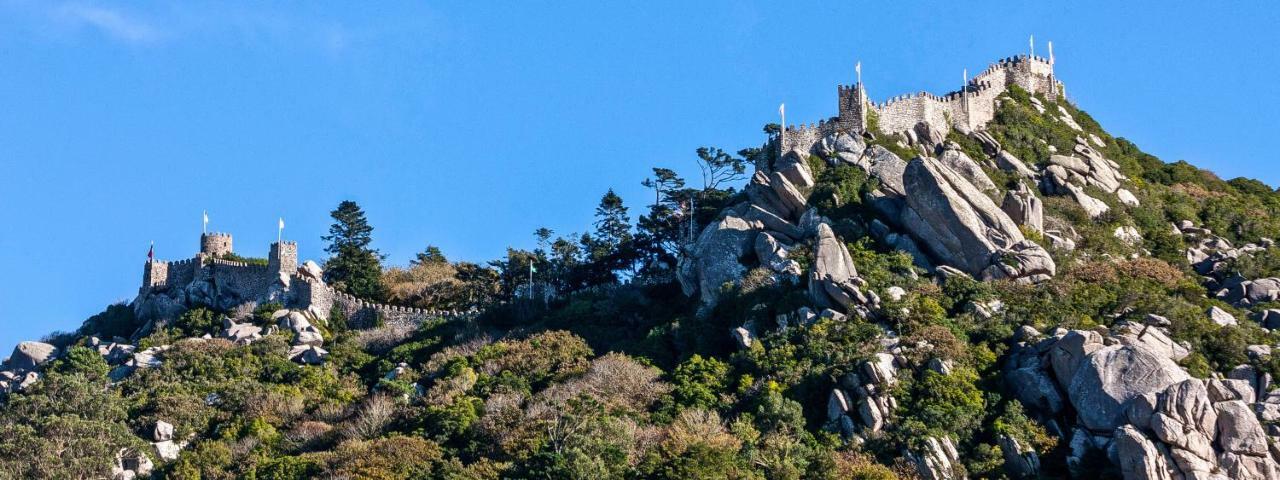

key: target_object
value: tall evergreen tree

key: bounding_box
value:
[637,168,688,273]
[580,190,636,284]
[410,245,448,266]
[322,200,386,300]
[592,189,632,255]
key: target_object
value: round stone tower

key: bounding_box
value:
[200,232,233,257]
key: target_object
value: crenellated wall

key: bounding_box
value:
[290,275,468,330]
[200,233,233,257]
[208,260,272,306]
[269,241,298,277]
[140,233,469,331]
[780,53,1063,154]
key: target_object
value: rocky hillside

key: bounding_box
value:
[4,81,1280,479]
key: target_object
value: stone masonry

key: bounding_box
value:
[781,53,1063,154]
[139,232,467,329]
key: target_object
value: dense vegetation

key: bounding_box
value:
[5,86,1280,479]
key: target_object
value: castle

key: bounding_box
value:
[780,50,1063,154]
[139,232,462,328]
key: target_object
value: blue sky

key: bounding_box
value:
[1,1,1277,353]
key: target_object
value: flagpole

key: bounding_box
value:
[779,103,785,138]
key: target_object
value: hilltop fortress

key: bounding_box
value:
[135,232,458,329]
[781,51,1062,154]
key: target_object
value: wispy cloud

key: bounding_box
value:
[0,2,441,55]
[54,3,161,44]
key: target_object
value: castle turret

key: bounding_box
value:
[141,259,169,293]
[201,232,233,257]
[269,241,298,276]
[837,83,869,133]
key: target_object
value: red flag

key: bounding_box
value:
[147,243,154,261]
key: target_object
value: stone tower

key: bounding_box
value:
[836,83,869,133]
[269,241,298,276]
[201,233,233,257]
[142,259,169,292]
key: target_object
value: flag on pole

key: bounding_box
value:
[855,61,861,83]
[278,217,285,242]
[202,210,209,233]
[778,103,785,134]
[147,241,154,261]
[1029,34,1034,57]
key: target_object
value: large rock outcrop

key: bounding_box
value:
[1007,322,1280,480]
[808,223,877,315]
[8,341,57,372]
[937,147,997,193]
[1001,183,1043,234]
[1068,345,1190,432]
[678,210,759,306]
[898,157,1054,283]
[680,149,826,309]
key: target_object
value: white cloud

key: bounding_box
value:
[55,3,161,44]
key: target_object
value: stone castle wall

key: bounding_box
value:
[873,92,952,137]
[201,233,233,257]
[207,259,273,306]
[143,257,199,292]
[269,242,298,276]
[290,275,466,330]
[780,54,1062,154]
[141,233,467,331]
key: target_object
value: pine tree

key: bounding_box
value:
[579,190,636,284]
[322,200,386,300]
[637,168,688,272]
[411,245,448,266]
[592,189,632,255]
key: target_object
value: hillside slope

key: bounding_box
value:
[4,60,1280,480]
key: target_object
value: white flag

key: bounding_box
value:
[855,61,861,77]
[203,210,208,224]
[279,217,285,229]
[778,103,785,118]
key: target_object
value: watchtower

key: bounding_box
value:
[200,233,233,257]
[269,241,298,276]
[142,259,169,292]
[836,83,869,133]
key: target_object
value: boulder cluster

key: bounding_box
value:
[1038,136,1135,218]
[0,341,55,394]
[829,128,1058,284]
[0,305,334,470]
[825,350,899,438]
[678,148,879,317]
[815,334,966,480]
[1006,322,1280,479]
[1179,220,1280,312]
[678,124,1077,315]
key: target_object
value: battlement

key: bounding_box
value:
[140,230,471,334]
[269,241,298,275]
[201,232,233,257]
[781,48,1064,154]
